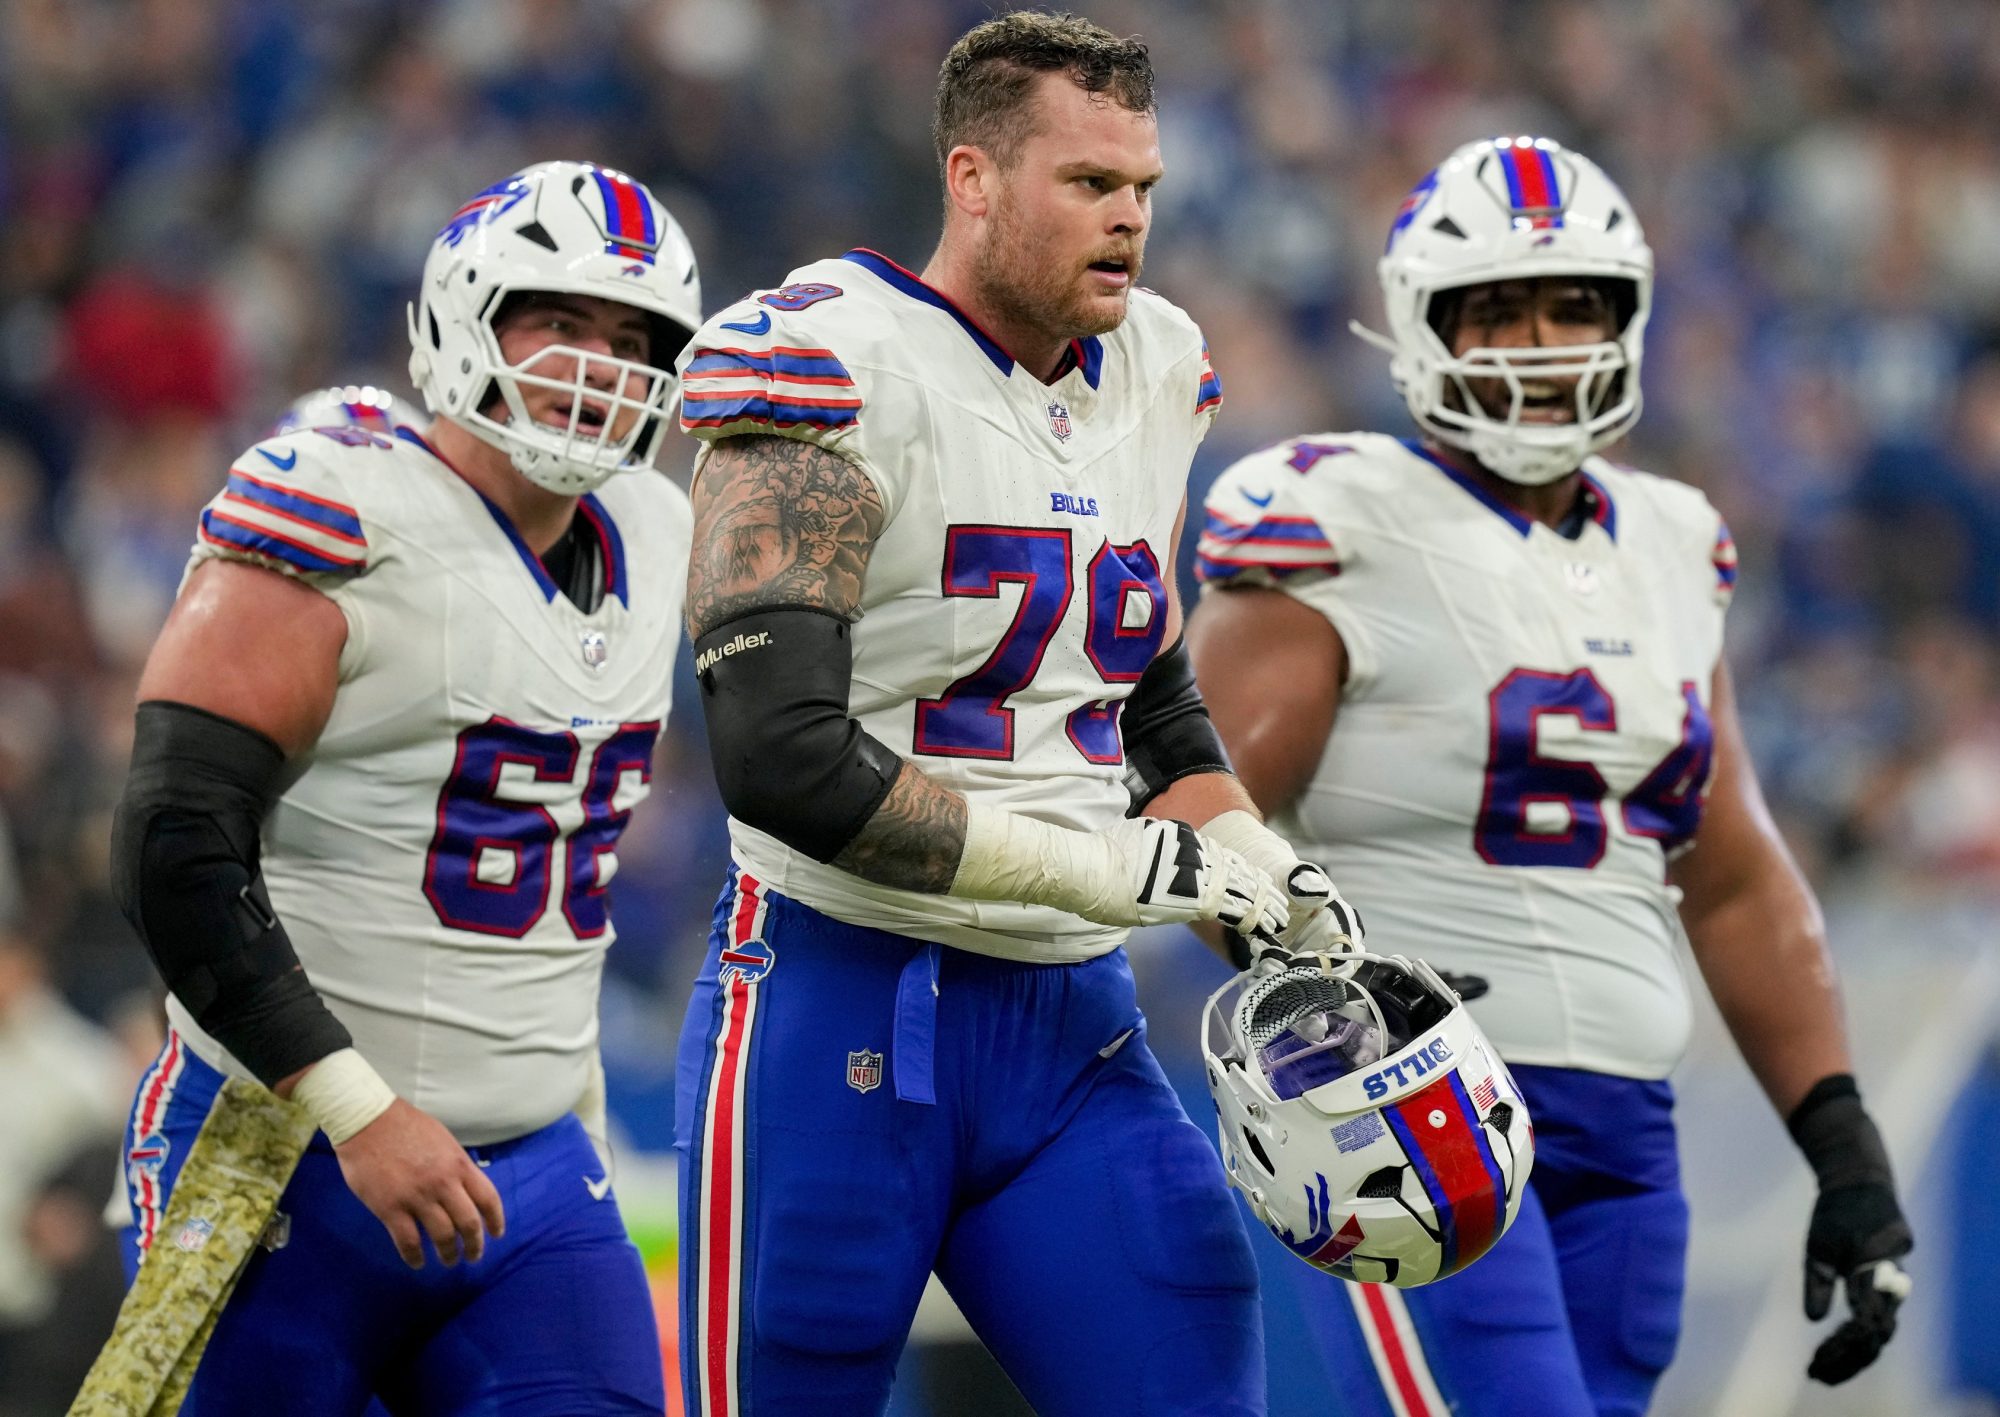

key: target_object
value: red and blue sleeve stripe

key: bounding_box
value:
[197,467,367,575]
[1713,520,1738,594]
[592,169,658,263]
[1196,340,1223,416]
[1383,1072,1508,1279]
[1194,507,1338,582]
[683,348,854,385]
[680,344,863,433]
[1497,143,1564,228]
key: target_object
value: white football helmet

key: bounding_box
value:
[407,160,702,495]
[1203,951,1534,1288]
[269,384,426,438]
[1352,136,1653,486]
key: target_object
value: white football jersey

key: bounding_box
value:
[1199,433,1736,1079]
[168,424,689,1143]
[677,251,1223,962]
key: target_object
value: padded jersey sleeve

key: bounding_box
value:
[1195,440,1347,590]
[1193,336,1223,440]
[673,279,937,521]
[191,429,380,590]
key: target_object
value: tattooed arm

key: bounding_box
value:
[687,434,968,893]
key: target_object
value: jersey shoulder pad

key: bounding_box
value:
[1115,290,1218,419]
[195,429,387,580]
[1587,458,1736,605]
[678,259,875,448]
[1195,432,1381,588]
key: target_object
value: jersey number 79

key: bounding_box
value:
[913,525,1166,764]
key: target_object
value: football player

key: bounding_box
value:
[108,160,701,1413]
[1187,137,1913,1415]
[670,13,1359,1415]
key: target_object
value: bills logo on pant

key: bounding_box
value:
[129,1133,169,1180]
[718,937,774,985]
[846,1049,883,1094]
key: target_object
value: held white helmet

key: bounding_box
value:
[407,160,702,495]
[1203,952,1534,1288]
[269,384,426,437]
[1352,136,1653,486]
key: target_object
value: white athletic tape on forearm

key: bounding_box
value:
[1199,809,1298,885]
[289,1048,397,1145]
[951,802,1138,926]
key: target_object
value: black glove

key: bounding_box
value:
[1437,970,1490,1002]
[1788,1074,1914,1385]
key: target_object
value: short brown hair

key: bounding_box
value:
[933,11,1154,174]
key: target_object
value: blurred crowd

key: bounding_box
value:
[4,0,2000,1406]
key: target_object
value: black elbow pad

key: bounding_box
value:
[1122,635,1232,813]
[111,701,351,1086]
[694,608,903,862]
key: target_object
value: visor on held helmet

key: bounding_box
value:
[1353,137,1653,487]
[406,161,703,495]
[1204,951,1534,1287]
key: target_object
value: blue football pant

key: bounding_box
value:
[1263,1066,1687,1417]
[674,868,1263,1417]
[120,1034,665,1416]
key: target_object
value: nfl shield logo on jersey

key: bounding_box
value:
[846,1048,883,1094]
[1046,398,1072,443]
[579,630,608,670]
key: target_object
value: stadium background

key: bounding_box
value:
[1,0,1997,1412]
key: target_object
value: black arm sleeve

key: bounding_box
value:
[1122,635,1233,813]
[694,608,905,862]
[110,701,352,1086]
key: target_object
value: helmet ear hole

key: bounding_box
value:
[1358,1165,1403,1199]
[1485,1101,1515,1133]
[1242,1128,1277,1178]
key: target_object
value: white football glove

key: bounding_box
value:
[1201,810,1364,961]
[1113,816,1288,943]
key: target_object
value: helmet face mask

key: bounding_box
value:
[407,162,702,496]
[1203,952,1535,1288]
[1354,137,1654,488]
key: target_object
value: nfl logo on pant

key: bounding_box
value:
[847,1049,883,1094]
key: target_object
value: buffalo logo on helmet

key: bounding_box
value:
[438,175,532,248]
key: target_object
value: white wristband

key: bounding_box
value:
[290,1048,397,1145]
[951,802,1135,926]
